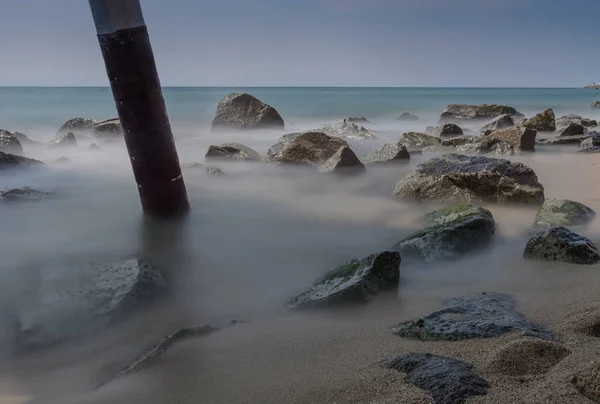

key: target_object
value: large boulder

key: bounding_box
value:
[480,114,515,132]
[57,117,95,135]
[365,142,410,164]
[393,154,545,204]
[48,132,77,149]
[523,109,556,132]
[319,119,376,140]
[440,104,522,121]
[17,259,166,348]
[560,123,585,137]
[434,123,463,138]
[287,251,401,309]
[211,93,284,131]
[485,126,537,151]
[534,199,595,230]
[523,227,600,265]
[265,131,348,165]
[556,114,597,128]
[398,132,441,150]
[93,118,122,139]
[396,112,419,121]
[319,146,365,174]
[393,205,495,262]
[205,142,261,161]
[392,293,554,341]
[0,152,43,170]
[0,130,23,155]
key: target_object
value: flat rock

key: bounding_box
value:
[265,131,349,165]
[524,226,600,265]
[320,119,376,140]
[57,117,95,135]
[572,362,600,403]
[205,142,261,161]
[48,132,77,149]
[0,152,43,170]
[398,132,441,149]
[560,123,585,136]
[211,93,284,131]
[346,117,370,123]
[523,109,556,132]
[434,123,463,138]
[93,118,123,139]
[393,153,545,204]
[386,353,489,404]
[365,143,410,164]
[391,292,554,341]
[485,126,537,151]
[397,112,419,121]
[0,130,23,155]
[393,205,495,262]
[319,146,365,174]
[0,187,56,201]
[287,251,400,309]
[440,104,523,121]
[556,114,597,128]
[534,199,595,230]
[480,114,515,132]
[487,339,570,376]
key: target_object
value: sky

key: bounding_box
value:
[0,0,599,87]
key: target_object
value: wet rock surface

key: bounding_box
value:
[440,104,523,121]
[48,132,77,149]
[534,199,595,230]
[92,118,122,138]
[523,109,556,132]
[393,205,495,262]
[0,131,23,155]
[319,146,365,174]
[480,114,515,132]
[434,123,463,138]
[572,362,600,403]
[205,142,261,161]
[398,132,441,149]
[211,93,284,131]
[392,293,554,341]
[319,119,376,140]
[560,123,585,137]
[265,131,349,165]
[287,251,400,309]
[0,152,43,170]
[386,353,489,404]
[365,142,410,164]
[0,187,56,201]
[524,226,600,265]
[393,153,545,204]
[485,126,537,151]
[487,339,570,376]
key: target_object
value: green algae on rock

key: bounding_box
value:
[534,199,595,230]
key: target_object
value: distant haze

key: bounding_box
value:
[1,0,599,87]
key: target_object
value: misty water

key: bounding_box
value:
[2,87,600,403]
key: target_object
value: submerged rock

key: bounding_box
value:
[572,362,600,403]
[393,205,495,262]
[560,123,585,137]
[89,143,101,150]
[57,117,95,134]
[320,119,376,140]
[181,163,226,176]
[480,114,515,132]
[487,339,570,376]
[485,126,537,151]
[0,187,56,201]
[0,131,23,155]
[397,112,419,121]
[13,132,41,147]
[319,146,365,174]
[556,114,597,128]
[287,251,401,309]
[365,142,410,164]
[592,101,600,108]
[48,132,77,149]
[391,292,554,341]
[440,104,522,121]
[386,353,489,404]
[211,93,284,131]
[0,152,43,170]
[434,123,463,138]
[524,227,600,265]
[393,153,545,204]
[523,109,556,132]
[534,199,595,230]
[265,131,348,165]
[205,143,261,161]
[93,118,122,138]
[398,132,441,149]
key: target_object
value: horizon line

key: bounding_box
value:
[0,85,590,89]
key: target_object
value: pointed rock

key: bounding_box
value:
[319,146,365,174]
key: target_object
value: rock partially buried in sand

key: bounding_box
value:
[523,109,556,132]
[211,93,284,131]
[265,131,349,166]
[393,205,495,262]
[398,132,441,150]
[48,132,77,149]
[396,112,419,121]
[205,143,261,161]
[0,187,56,201]
[434,123,463,138]
[487,339,570,376]
[319,119,376,140]
[485,126,537,151]
[556,114,597,128]
[524,227,600,265]
[57,117,96,135]
[392,293,554,341]
[287,251,401,309]
[365,142,410,164]
[440,104,523,121]
[534,199,595,230]
[386,353,489,404]
[393,154,545,204]
[319,146,365,175]
[0,152,43,170]
[0,130,23,155]
[560,123,585,137]
[572,362,600,403]
[480,114,515,133]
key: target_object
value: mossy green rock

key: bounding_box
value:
[287,251,401,309]
[524,109,556,132]
[534,199,595,230]
[524,227,600,265]
[394,205,495,262]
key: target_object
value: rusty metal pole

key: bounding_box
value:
[88,0,190,217]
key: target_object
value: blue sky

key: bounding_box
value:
[1,0,599,87]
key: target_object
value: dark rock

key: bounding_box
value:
[480,114,515,132]
[365,143,410,164]
[592,101,600,108]
[0,152,43,170]
[456,137,515,156]
[523,109,556,132]
[48,132,77,149]
[0,130,23,155]
[485,126,537,151]
[556,114,597,128]
[440,104,523,121]
[319,146,365,174]
[487,339,570,376]
[0,187,56,201]
[346,117,370,123]
[398,132,441,149]
[265,131,349,166]
[524,227,600,265]
[57,117,95,135]
[386,353,489,404]
[287,251,401,309]
[579,135,600,152]
[560,123,585,136]
[93,118,122,138]
[392,292,554,341]
[319,119,376,140]
[393,205,495,262]
[397,112,419,121]
[205,143,261,161]
[572,362,600,403]
[534,199,595,230]
[434,123,463,138]
[211,93,284,131]
[393,153,545,204]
